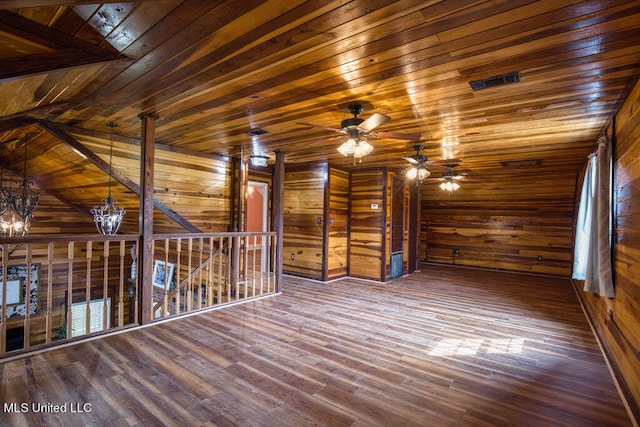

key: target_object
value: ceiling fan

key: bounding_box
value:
[297,103,422,162]
[403,144,460,180]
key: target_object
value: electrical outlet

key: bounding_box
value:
[290,253,295,260]
[537,255,542,261]
[454,248,459,254]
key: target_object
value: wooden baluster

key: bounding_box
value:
[118,241,125,327]
[258,235,263,295]
[243,235,248,299]
[174,238,181,315]
[133,240,139,324]
[270,235,276,293]
[46,242,54,344]
[1,244,7,354]
[251,235,257,297]
[86,241,93,336]
[218,237,223,304]
[102,240,109,333]
[187,238,193,311]
[23,244,32,350]
[235,235,241,301]
[207,237,214,306]
[197,237,203,309]
[66,242,74,339]
[163,238,170,317]
[266,235,272,293]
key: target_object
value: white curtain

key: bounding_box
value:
[572,136,614,298]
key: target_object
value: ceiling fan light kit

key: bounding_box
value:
[299,102,421,163]
[440,179,460,192]
[407,165,430,181]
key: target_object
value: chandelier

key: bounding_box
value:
[91,122,125,235]
[0,134,39,239]
[337,129,373,163]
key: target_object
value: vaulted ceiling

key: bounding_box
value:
[1,1,640,232]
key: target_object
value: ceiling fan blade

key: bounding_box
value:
[429,158,462,164]
[297,122,341,132]
[401,156,419,164]
[427,164,451,171]
[375,130,422,141]
[357,113,390,132]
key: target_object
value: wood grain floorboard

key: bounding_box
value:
[0,264,632,426]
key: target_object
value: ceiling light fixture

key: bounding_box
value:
[406,165,430,181]
[91,122,125,235]
[439,178,460,192]
[0,133,39,240]
[337,129,373,163]
[439,171,463,193]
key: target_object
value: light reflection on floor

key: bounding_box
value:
[428,338,526,356]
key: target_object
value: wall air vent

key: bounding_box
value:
[247,129,268,136]
[470,71,520,91]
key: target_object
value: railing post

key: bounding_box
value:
[138,113,158,324]
[273,151,285,292]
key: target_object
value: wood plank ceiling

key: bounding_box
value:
[1,0,640,232]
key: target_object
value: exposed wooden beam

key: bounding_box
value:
[42,121,230,162]
[0,10,126,81]
[0,1,138,8]
[37,121,202,233]
[0,103,69,123]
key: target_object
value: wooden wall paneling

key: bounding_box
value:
[326,166,349,281]
[421,173,576,276]
[349,168,385,281]
[282,163,326,280]
[578,76,640,419]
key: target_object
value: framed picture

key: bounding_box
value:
[152,260,175,289]
[0,264,39,318]
[0,279,23,305]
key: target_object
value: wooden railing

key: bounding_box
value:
[0,231,278,357]
[150,232,278,320]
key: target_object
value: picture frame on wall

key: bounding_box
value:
[152,260,175,289]
[0,279,23,306]
[0,264,40,318]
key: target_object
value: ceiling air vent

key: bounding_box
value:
[470,71,520,91]
[247,129,268,136]
[501,159,541,168]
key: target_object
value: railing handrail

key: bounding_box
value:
[0,234,139,244]
[152,231,276,239]
[0,231,275,245]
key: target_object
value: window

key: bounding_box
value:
[572,136,614,298]
[71,298,111,337]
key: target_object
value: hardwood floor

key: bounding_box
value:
[0,265,633,426]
